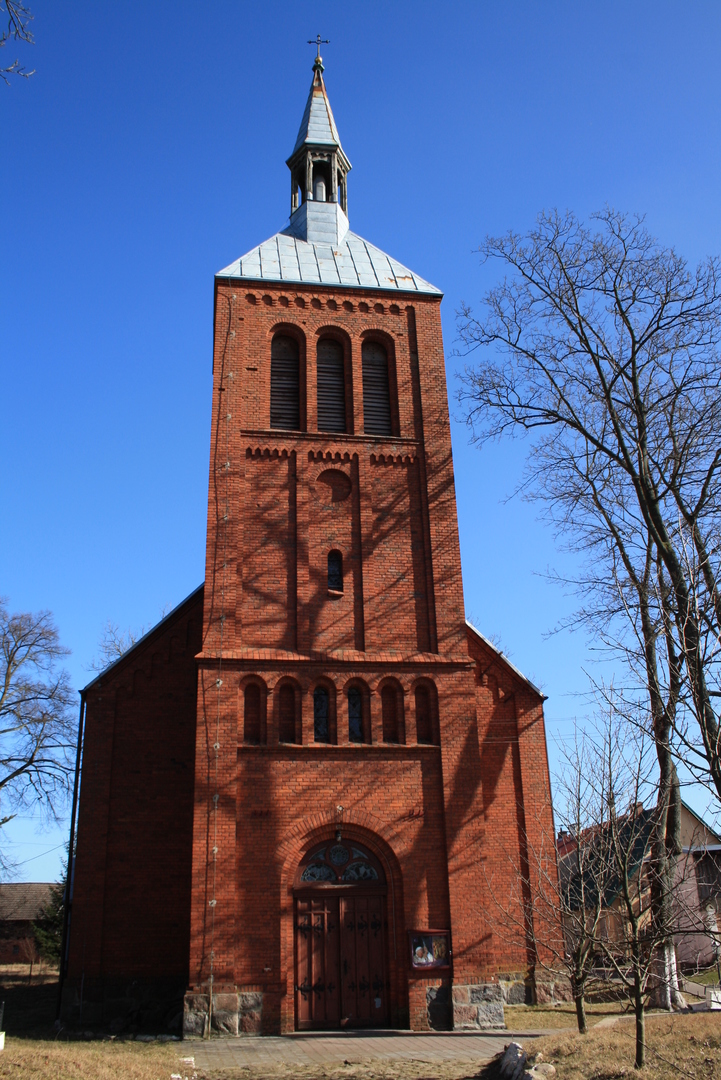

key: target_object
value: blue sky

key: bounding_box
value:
[3,1,721,881]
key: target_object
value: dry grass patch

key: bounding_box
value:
[528,1011,721,1079]
[504,1001,627,1030]
[0,1038,180,1080]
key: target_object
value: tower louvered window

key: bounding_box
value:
[270,334,300,430]
[362,340,392,436]
[316,338,346,432]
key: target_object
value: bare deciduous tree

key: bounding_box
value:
[88,603,173,674]
[1,1,34,83]
[88,621,143,673]
[458,208,721,1004]
[0,598,75,874]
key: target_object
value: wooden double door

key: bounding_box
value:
[294,891,390,1029]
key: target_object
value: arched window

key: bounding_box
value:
[314,686,329,743]
[415,685,433,744]
[244,683,261,744]
[328,550,343,592]
[381,685,399,743]
[362,340,392,436]
[348,686,363,743]
[278,683,296,743]
[316,338,346,432]
[297,842,385,886]
[270,333,300,430]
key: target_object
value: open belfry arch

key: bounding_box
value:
[61,50,558,1037]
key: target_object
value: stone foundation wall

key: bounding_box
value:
[59,976,186,1035]
[498,972,533,1005]
[451,983,505,1029]
[535,977,573,1004]
[183,991,263,1037]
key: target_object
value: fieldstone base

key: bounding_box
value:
[452,983,505,1029]
[534,978,572,1004]
[59,976,186,1035]
[183,991,263,1037]
[498,973,533,1005]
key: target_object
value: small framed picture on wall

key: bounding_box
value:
[408,930,451,971]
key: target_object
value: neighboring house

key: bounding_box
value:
[0,883,53,965]
[673,804,721,973]
[556,803,721,974]
[556,805,655,960]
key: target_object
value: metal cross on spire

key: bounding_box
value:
[307,34,330,73]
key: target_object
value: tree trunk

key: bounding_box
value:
[633,974,645,1069]
[648,757,684,1009]
[574,990,587,1034]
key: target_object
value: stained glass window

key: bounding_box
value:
[298,843,383,885]
[348,687,363,743]
[314,686,329,742]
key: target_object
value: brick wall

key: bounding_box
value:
[188,278,557,1033]
[62,590,202,1030]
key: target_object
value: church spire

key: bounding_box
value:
[286,47,351,225]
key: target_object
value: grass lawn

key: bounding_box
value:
[0,1039,181,1080]
[686,965,721,987]
[503,1001,627,1030]
[528,1011,721,1079]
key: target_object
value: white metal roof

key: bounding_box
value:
[216,228,441,295]
[291,70,345,156]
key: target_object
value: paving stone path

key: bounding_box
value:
[186,1029,550,1072]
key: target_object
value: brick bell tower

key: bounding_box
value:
[184,51,554,1037]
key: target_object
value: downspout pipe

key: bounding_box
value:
[56,690,86,1021]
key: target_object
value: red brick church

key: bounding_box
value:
[60,55,556,1037]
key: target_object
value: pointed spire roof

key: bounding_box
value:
[289,64,350,165]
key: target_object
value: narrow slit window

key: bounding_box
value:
[362,340,392,436]
[382,685,399,743]
[314,686,329,743]
[270,334,300,430]
[278,684,296,743]
[348,687,363,743]
[317,338,346,432]
[244,684,261,744]
[328,550,343,592]
[415,685,433,744]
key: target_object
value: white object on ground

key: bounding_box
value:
[500,1041,527,1080]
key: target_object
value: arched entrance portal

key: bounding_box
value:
[294,841,390,1030]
